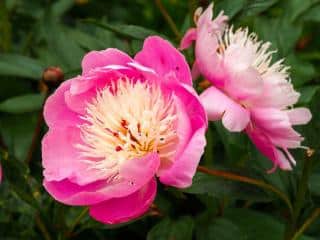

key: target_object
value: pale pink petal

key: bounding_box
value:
[134,36,192,85]
[226,67,263,101]
[191,61,200,80]
[82,49,132,75]
[43,153,160,205]
[180,28,197,50]
[43,79,81,128]
[200,86,250,132]
[286,108,312,125]
[250,108,304,148]
[194,5,228,87]
[89,178,156,224]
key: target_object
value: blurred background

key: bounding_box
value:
[0,0,320,239]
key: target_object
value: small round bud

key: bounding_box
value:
[42,67,64,89]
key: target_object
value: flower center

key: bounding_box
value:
[76,78,179,179]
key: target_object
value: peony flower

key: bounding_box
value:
[42,36,207,224]
[181,4,312,171]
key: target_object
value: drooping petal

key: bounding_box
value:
[286,108,312,125]
[246,124,292,171]
[180,28,197,50]
[135,36,192,85]
[200,86,250,132]
[89,178,156,224]
[82,48,132,75]
[43,153,160,206]
[250,108,304,148]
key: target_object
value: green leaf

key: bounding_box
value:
[301,4,320,22]
[0,94,44,113]
[196,215,243,240]
[224,208,314,240]
[147,217,194,240]
[215,0,246,19]
[241,0,279,17]
[0,54,44,80]
[253,17,302,56]
[309,173,320,196]
[0,153,38,209]
[286,0,320,22]
[286,54,317,87]
[298,85,320,104]
[184,172,273,202]
[0,113,38,161]
[84,20,161,41]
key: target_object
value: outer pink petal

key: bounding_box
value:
[42,127,102,184]
[194,5,228,87]
[246,124,292,171]
[43,153,160,205]
[251,108,303,148]
[200,86,250,132]
[158,83,207,188]
[89,178,156,224]
[134,36,192,86]
[43,79,81,128]
[81,48,132,75]
[286,108,312,125]
[180,28,197,50]
[159,124,206,188]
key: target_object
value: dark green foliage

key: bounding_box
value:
[0,0,319,239]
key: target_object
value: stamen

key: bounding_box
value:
[76,78,179,179]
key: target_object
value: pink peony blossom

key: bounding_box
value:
[42,36,207,224]
[181,4,312,171]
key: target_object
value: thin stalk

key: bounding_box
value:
[292,208,320,240]
[197,166,294,216]
[66,207,88,238]
[154,0,181,40]
[35,214,52,240]
[285,154,314,239]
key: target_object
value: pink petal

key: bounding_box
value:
[250,108,303,148]
[226,67,263,101]
[286,108,312,125]
[43,153,160,206]
[42,127,102,185]
[246,124,292,171]
[82,49,132,75]
[158,83,207,188]
[89,178,156,224]
[159,124,206,188]
[134,36,192,86]
[200,86,250,132]
[43,79,81,128]
[180,28,197,50]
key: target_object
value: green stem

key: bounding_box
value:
[197,166,294,216]
[292,208,320,240]
[285,156,314,239]
[35,214,52,240]
[154,0,181,40]
[67,207,88,237]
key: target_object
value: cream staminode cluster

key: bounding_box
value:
[77,78,179,179]
[218,27,290,79]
